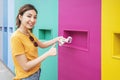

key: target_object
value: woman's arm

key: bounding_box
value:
[37,36,63,48]
[15,44,56,72]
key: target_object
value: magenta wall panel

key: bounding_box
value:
[58,0,101,80]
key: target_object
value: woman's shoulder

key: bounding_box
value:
[11,30,21,39]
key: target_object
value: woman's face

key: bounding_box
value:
[19,10,37,29]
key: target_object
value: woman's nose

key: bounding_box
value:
[30,17,36,22]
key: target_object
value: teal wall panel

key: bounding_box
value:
[36,0,58,80]
[15,0,58,80]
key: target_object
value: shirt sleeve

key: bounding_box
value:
[10,36,25,56]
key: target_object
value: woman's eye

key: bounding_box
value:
[27,16,31,18]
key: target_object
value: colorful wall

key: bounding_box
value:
[7,0,15,72]
[0,0,3,60]
[102,0,120,80]
[15,0,58,80]
[0,0,120,80]
[58,0,101,80]
[35,0,58,80]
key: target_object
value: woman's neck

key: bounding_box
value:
[18,27,30,36]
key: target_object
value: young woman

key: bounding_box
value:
[10,4,64,80]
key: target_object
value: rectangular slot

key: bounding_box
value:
[39,29,52,40]
[0,27,2,31]
[113,33,120,59]
[9,27,13,33]
[63,30,88,51]
[4,27,7,32]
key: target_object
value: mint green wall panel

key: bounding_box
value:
[36,0,58,80]
[15,1,58,80]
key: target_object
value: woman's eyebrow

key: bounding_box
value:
[27,13,37,16]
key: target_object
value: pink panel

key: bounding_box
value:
[58,0,101,80]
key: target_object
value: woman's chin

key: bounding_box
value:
[28,26,34,29]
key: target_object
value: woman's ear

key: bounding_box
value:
[19,15,22,21]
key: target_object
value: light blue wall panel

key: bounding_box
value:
[0,0,3,60]
[3,0,8,65]
[7,0,14,72]
[0,0,3,26]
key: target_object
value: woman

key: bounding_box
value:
[10,4,63,80]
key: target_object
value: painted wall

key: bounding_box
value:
[36,0,58,80]
[58,0,101,80]
[102,0,120,80]
[0,0,3,26]
[3,0,8,65]
[0,0,3,60]
[7,0,14,72]
[15,0,58,80]
[3,0,120,80]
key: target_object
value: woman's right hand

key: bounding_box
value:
[47,44,57,56]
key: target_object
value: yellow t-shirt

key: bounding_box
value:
[10,29,40,80]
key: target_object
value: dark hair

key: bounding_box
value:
[16,4,38,28]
